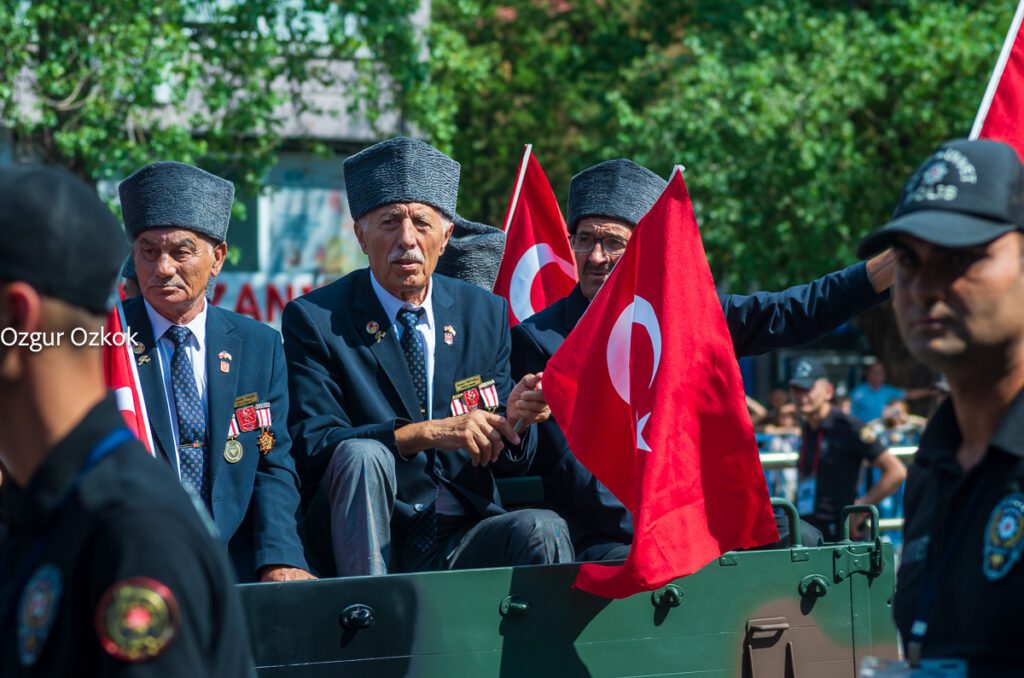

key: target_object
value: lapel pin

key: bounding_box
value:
[366,321,380,335]
[374,331,385,344]
[220,360,230,374]
[137,355,150,366]
[444,325,456,346]
[218,351,232,361]
[133,342,145,355]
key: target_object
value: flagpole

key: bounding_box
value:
[502,144,533,233]
[118,298,156,456]
[971,0,1024,138]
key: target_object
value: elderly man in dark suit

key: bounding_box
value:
[283,137,572,577]
[120,162,311,583]
[511,159,898,561]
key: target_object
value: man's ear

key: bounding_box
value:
[0,283,43,380]
[439,220,454,255]
[353,219,369,255]
[210,240,229,277]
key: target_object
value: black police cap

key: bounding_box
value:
[788,357,829,390]
[858,139,1024,257]
[0,165,127,315]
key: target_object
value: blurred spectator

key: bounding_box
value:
[746,395,768,426]
[869,398,927,448]
[835,394,852,415]
[850,360,931,422]
[789,357,907,541]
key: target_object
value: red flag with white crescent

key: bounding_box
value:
[972,1,1024,159]
[103,299,155,455]
[543,168,778,599]
[493,145,578,325]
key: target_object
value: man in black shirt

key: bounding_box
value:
[788,357,906,541]
[858,138,1024,675]
[0,166,254,676]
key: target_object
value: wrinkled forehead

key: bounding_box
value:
[135,227,213,249]
[362,202,446,225]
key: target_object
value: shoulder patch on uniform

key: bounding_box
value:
[18,564,62,667]
[95,577,180,662]
[984,493,1024,581]
[859,426,877,444]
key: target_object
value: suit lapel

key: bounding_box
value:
[122,298,176,467]
[205,307,242,522]
[350,270,422,421]
[431,278,463,418]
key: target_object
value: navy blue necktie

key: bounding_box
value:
[397,308,437,553]
[166,325,209,507]
[397,308,428,417]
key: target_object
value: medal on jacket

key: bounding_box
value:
[224,438,243,464]
[225,416,243,463]
[258,429,275,455]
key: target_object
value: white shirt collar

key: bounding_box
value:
[368,272,434,329]
[144,297,208,349]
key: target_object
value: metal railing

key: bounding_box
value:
[759,446,917,534]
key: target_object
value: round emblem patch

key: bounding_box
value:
[18,564,62,667]
[95,578,180,662]
[983,493,1024,581]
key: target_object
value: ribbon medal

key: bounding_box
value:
[18,564,62,667]
[984,493,1024,581]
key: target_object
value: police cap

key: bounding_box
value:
[0,165,126,315]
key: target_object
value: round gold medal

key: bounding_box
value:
[223,439,243,464]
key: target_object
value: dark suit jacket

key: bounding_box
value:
[281,269,535,554]
[510,262,887,559]
[123,297,307,581]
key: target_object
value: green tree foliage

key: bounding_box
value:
[420,0,1013,292]
[0,0,424,195]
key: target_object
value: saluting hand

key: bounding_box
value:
[507,372,550,429]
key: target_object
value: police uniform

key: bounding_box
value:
[797,409,883,541]
[0,396,254,676]
[893,395,1024,675]
[0,165,254,676]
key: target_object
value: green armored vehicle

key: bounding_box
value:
[239,502,899,676]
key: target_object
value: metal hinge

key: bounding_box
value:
[832,538,884,582]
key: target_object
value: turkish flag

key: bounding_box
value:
[103,299,155,455]
[543,168,778,598]
[493,145,578,325]
[972,1,1024,158]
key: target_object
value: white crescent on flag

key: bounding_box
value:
[606,296,662,451]
[509,243,577,322]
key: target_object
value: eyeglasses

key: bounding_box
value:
[570,233,629,256]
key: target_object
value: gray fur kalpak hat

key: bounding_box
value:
[344,136,460,221]
[435,215,506,290]
[119,161,235,242]
[567,159,667,232]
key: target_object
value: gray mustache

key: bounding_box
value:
[388,249,425,264]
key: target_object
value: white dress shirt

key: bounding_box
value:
[369,273,435,417]
[144,298,209,477]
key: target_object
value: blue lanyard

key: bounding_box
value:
[907,469,987,666]
[0,427,134,640]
